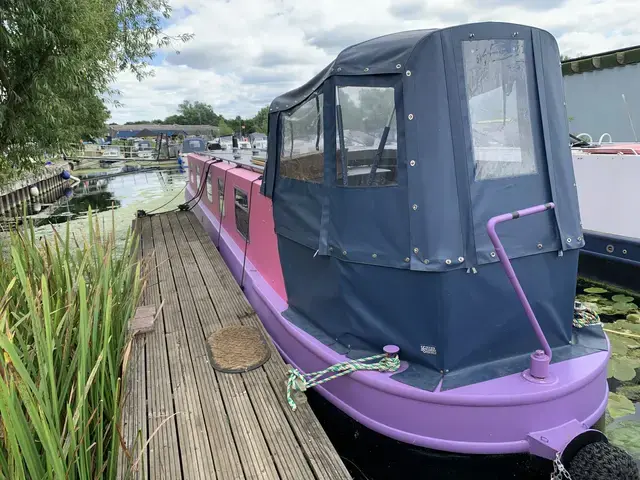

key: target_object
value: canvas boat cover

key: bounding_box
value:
[260,23,607,390]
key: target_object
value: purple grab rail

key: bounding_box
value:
[486,202,556,379]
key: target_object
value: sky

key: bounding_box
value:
[107,0,640,124]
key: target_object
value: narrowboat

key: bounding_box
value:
[571,135,640,292]
[187,23,638,478]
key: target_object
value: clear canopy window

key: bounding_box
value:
[462,39,537,181]
[279,93,324,184]
[335,86,398,187]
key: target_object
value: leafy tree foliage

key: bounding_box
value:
[0,0,190,179]
[252,106,269,133]
[131,103,270,136]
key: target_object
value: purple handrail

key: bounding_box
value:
[486,202,556,361]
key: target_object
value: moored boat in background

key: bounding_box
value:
[571,134,640,292]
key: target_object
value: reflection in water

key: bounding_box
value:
[24,169,188,244]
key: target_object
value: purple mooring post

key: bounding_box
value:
[486,202,556,378]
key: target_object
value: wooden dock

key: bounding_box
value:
[118,211,351,480]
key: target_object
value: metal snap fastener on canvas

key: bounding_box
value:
[408,114,414,120]
[566,238,572,243]
[396,64,402,69]
[342,250,347,256]
[337,67,342,72]
[537,243,543,249]
[513,32,519,37]
[458,257,464,263]
[423,259,429,264]
[409,160,416,166]
[490,252,496,258]
[372,253,377,258]
[469,33,475,38]
[412,204,418,210]
[623,249,628,255]
[606,244,614,253]
[364,67,369,72]
[445,259,452,265]
[404,257,410,263]
[406,70,412,76]
[413,247,419,254]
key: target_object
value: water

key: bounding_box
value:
[24,168,188,245]
[4,167,638,478]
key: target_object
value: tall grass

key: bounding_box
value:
[0,210,144,479]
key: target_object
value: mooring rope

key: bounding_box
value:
[573,300,601,328]
[286,352,401,410]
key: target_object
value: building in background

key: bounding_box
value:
[108,124,219,139]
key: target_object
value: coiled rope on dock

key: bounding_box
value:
[286,352,401,410]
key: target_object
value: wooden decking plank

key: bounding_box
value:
[143,216,182,480]
[179,212,351,480]
[168,212,281,480]
[155,214,216,479]
[121,211,350,480]
[174,213,317,480]
[118,219,149,480]
[162,213,248,480]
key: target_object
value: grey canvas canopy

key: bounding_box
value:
[181,137,207,153]
[260,23,605,390]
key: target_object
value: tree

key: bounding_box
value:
[173,100,221,125]
[217,119,233,136]
[253,106,269,133]
[0,0,191,179]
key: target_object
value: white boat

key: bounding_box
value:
[570,132,640,291]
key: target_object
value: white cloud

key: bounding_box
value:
[108,0,640,123]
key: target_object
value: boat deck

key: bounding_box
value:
[118,211,350,480]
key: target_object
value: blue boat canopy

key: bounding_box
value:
[181,137,207,154]
[261,22,604,390]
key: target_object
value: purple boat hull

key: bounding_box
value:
[190,186,610,458]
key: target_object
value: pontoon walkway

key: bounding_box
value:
[118,211,350,480]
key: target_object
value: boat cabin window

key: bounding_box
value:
[207,176,213,203]
[462,39,537,181]
[217,177,225,217]
[234,187,250,241]
[335,86,398,187]
[279,92,324,184]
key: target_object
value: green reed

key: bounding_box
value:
[0,209,144,479]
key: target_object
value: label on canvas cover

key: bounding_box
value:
[420,345,437,355]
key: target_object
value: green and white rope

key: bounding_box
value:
[286,352,401,410]
[285,301,595,411]
[573,300,601,328]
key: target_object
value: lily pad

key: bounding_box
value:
[584,287,608,294]
[608,357,638,382]
[627,313,640,324]
[607,392,637,419]
[599,305,618,315]
[610,320,640,335]
[577,294,606,304]
[607,420,640,458]
[609,334,630,356]
[612,294,635,304]
[618,384,640,403]
[612,302,638,315]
